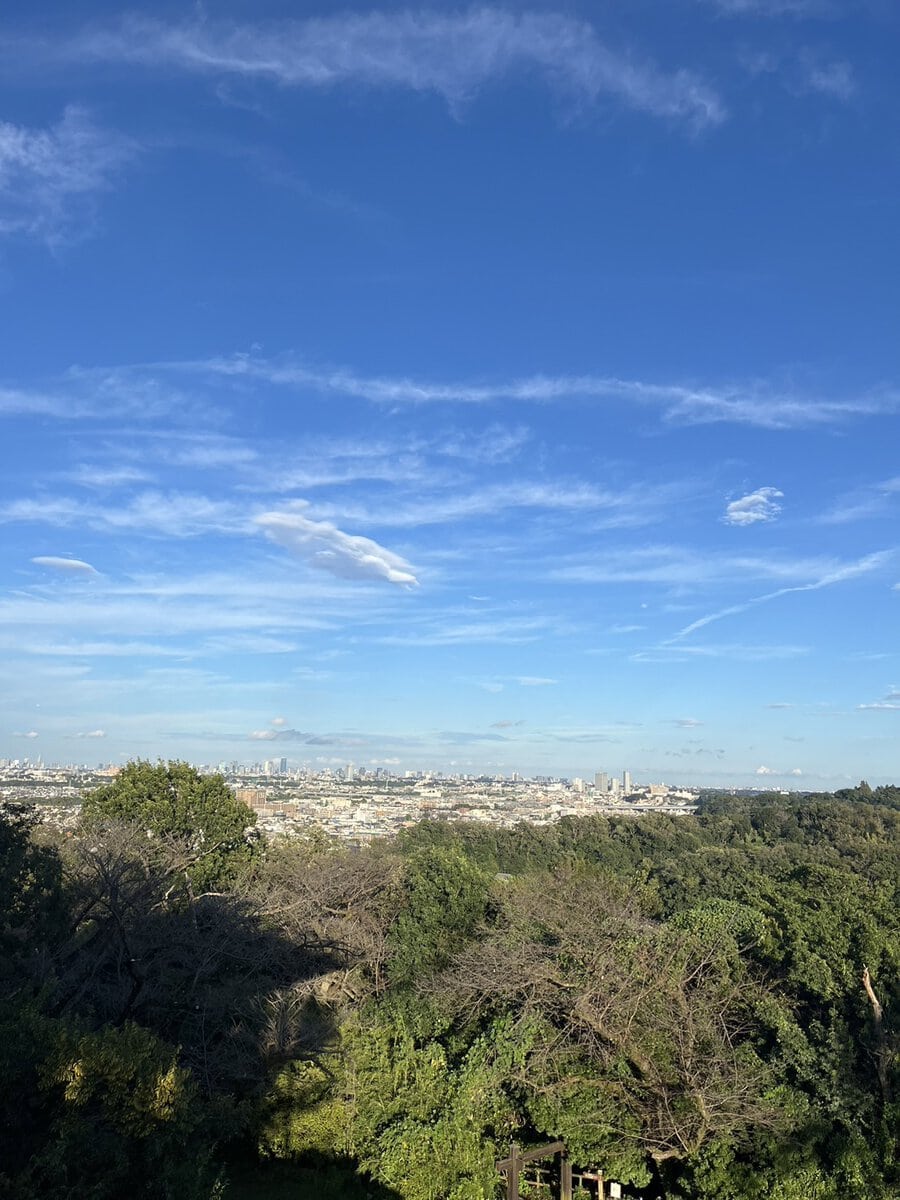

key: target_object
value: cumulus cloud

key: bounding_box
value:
[64,11,725,131]
[13,730,39,738]
[755,764,776,775]
[270,716,287,727]
[257,509,419,586]
[723,487,783,526]
[0,106,135,244]
[31,555,98,575]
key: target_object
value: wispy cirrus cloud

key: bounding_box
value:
[632,642,809,662]
[554,544,866,587]
[858,688,900,712]
[671,549,893,640]
[2,491,250,537]
[56,10,724,131]
[699,0,829,15]
[800,55,855,99]
[0,367,197,423]
[9,356,896,430]
[820,477,900,524]
[381,616,555,646]
[723,486,783,526]
[318,479,681,530]
[183,354,898,429]
[740,45,856,101]
[0,106,135,245]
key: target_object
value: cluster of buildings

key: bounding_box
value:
[0,760,697,842]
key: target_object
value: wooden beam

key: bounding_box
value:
[496,1140,566,1169]
[506,1142,519,1200]
[560,1149,573,1200]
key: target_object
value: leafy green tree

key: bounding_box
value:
[82,760,257,891]
[386,847,490,987]
[0,1007,221,1200]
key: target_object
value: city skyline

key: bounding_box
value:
[1,2,899,787]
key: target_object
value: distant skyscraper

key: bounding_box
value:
[279,757,288,774]
[344,762,355,781]
[594,771,608,793]
[623,770,632,794]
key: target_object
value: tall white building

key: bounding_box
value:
[623,770,632,794]
[594,771,608,793]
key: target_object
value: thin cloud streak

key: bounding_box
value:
[61,11,725,131]
[670,550,893,640]
[187,355,898,429]
[9,357,897,430]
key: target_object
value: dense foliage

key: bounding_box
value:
[1,771,898,1198]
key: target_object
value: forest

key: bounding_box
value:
[1,762,897,1200]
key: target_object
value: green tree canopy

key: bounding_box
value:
[81,760,257,891]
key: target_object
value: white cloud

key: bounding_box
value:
[381,616,552,646]
[256,509,419,587]
[755,764,776,775]
[271,716,287,727]
[723,486,783,526]
[67,11,724,131]
[700,0,826,14]
[800,57,855,99]
[3,491,250,537]
[188,354,898,429]
[632,643,808,663]
[69,465,154,489]
[13,730,39,739]
[671,550,892,640]
[79,729,106,738]
[320,479,679,530]
[674,717,703,727]
[0,106,134,244]
[31,555,98,575]
[515,676,557,687]
[555,544,864,587]
[821,476,900,525]
[858,688,900,711]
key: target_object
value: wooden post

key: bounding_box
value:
[560,1148,573,1200]
[507,1141,520,1200]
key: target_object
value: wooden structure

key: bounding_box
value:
[496,1140,606,1199]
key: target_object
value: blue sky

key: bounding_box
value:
[1,1,898,785]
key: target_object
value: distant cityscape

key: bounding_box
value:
[0,756,801,843]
